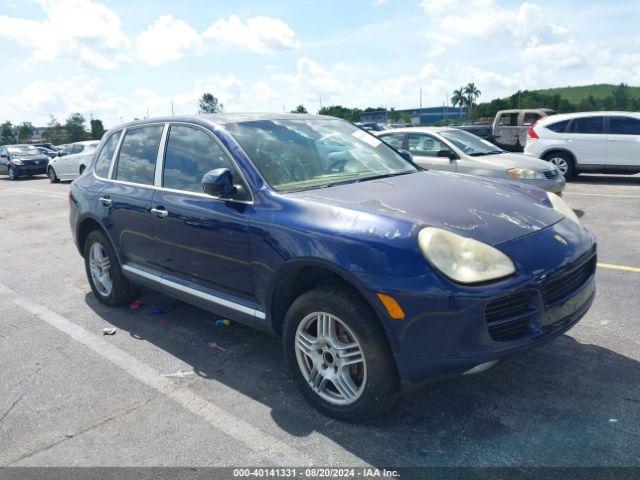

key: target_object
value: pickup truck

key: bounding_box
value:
[455,108,555,152]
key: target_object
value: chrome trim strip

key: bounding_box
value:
[122,265,266,320]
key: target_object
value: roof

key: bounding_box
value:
[113,113,333,131]
[536,110,640,124]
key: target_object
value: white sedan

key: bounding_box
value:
[48,141,99,182]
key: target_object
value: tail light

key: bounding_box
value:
[527,122,539,140]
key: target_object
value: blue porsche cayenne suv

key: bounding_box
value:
[69,114,596,420]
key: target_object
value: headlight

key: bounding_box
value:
[547,192,580,225]
[418,227,516,284]
[507,168,544,180]
[12,159,23,165]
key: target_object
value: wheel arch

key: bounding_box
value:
[266,258,388,338]
[542,148,577,165]
[76,215,119,263]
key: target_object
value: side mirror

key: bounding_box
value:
[397,149,413,162]
[202,168,237,197]
[437,150,458,161]
[0,153,6,158]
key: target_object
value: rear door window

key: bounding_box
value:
[162,125,238,194]
[568,116,604,134]
[114,125,164,185]
[609,116,640,135]
[407,133,451,157]
[93,130,122,178]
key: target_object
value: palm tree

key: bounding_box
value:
[464,83,481,120]
[451,88,466,121]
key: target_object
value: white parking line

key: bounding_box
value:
[0,282,318,467]
[564,192,640,198]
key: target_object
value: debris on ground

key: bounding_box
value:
[609,418,619,423]
[161,369,195,378]
[215,319,232,326]
[208,342,226,352]
[102,328,117,335]
[129,300,144,310]
[159,319,169,325]
[149,303,181,316]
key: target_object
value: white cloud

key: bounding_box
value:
[136,15,203,66]
[253,82,280,101]
[203,15,300,53]
[0,0,130,69]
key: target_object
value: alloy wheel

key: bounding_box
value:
[548,157,569,175]
[8,167,16,180]
[294,312,367,405]
[89,242,113,297]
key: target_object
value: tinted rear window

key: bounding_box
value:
[545,119,570,133]
[114,125,164,185]
[568,117,604,134]
[94,131,121,178]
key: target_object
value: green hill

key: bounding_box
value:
[534,84,640,104]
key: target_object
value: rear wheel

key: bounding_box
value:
[545,152,575,179]
[84,230,139,306]
[48,166,59,183]
[283,285,399,422]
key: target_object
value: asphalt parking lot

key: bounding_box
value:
[0,174,639,468]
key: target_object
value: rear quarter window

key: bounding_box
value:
[545,119,570,133]
[93,131,122,178]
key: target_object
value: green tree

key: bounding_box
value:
[198,93,224,114]
[318,105,361,122]
[42,116,69,145]
[451,87,467,120]
[1,121,16,145]
[290,104,308,114]
[64,113,88,142]
[463,83,481,120]
[90,119,106,140]
[17,122,35,143]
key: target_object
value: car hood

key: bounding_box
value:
[14,154,49,162]
[472,152,554,171]
[289,170,563,246]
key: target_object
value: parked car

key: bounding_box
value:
[70,114,596,420]
[453,123,492,140]
[524,111,640,179]
[55,144,68,151]
[377,127,565,194]
[36,146,58,158]
[491,109,556,151]
[0,144,49,180]
[48,140,99,182]
[355,122,386,131]
[34,143,57,151]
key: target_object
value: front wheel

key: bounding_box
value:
[8,166,18,181]
[283,285,399,422]
[84,230,139,306]
[546,152,575,179]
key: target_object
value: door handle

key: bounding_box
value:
[151,207,169,218]
[99,196,112,206]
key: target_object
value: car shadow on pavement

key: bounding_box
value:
[571,174,640,186]
[84,289,640,467]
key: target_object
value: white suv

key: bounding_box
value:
[524,111,640,179]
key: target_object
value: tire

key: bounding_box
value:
[79,165,86,175]
[48,167,59,183]
[84,230,139,306]
[283,285,399,422]
[8,166,18,181]
[545,152,575,179]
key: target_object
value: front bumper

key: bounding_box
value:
[522,176,565,194]
[357,218,596,383]
[13,162,48,175]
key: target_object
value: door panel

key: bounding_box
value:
[152,191,253,299]
[564,116,606,166]
[607,116,640,167]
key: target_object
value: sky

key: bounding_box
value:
[0,0,639,128]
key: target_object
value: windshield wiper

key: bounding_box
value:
[354,171,414,183]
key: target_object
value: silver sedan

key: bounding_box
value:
[377,127,565,194]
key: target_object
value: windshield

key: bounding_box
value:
[8,145,39,156]
[440,129,503,156]
[226,118,417,192]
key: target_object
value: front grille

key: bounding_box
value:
[542,256,596,306]
[543,169,560,179]
[485,291,535,341]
